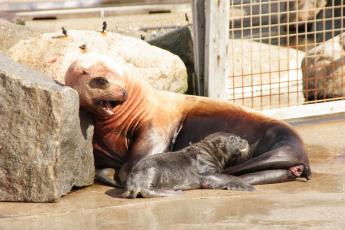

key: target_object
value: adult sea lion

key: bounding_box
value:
[64,53,311,186]
[122,132,254,198]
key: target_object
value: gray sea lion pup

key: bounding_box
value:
[122,132,255,198]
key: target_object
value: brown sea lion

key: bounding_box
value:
[64,53,311,187]
[122,132,254,198]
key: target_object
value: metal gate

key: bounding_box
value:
[226,0,345,115]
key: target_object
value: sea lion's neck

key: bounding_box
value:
[194,141,227,173]
[94,76,153,137]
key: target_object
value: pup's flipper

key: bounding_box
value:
[122,188,183,198]
[201,173,255,191]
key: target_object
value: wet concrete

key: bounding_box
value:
[1,114,345,230]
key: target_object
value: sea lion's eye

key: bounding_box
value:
[94,77,109,85]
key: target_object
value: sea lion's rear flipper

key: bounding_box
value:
[200,174,255,191]
[238,167,306,185]
[95,168,124,188]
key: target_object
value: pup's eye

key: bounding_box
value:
[94,77,109,85]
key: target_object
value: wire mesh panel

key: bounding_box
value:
[228,0,345,110]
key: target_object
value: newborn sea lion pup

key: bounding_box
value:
[122,132,254,198]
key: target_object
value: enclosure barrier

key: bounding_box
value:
[193,0,345,119]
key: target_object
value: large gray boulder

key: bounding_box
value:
[302,32,345,101]
[8,29,188,93]
[0,53,94,202]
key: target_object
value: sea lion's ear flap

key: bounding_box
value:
[82,69,89,75]
[65,61,89,87]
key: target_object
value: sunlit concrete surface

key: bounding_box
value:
[1,114,345,230]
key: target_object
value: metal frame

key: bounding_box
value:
[193,0,345,119]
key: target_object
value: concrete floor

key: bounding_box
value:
[1,114,345,230]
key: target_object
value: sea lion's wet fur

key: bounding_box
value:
[122,132,254,198]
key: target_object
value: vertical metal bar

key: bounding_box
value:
[331,0,335,100]
[274,1,280,105]
[268,0,272,109]
[240,0,245,106]
[311,0,317,101]
[259,0,263,110]
[230,0,236,103]
[341,0,344,97]
[250,0,254,109]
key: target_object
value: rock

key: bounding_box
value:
[0,19,40,55]
[228,39,305,110]
[148,26,195,94]
[302,32,345,101]
[8,29,188,93]
[0,53,94,202]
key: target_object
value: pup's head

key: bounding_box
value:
[65,53,128,118]
[225,135,250,158]
[204,132,250,160]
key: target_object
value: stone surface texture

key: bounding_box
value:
[8,29,188,93]
[0,53,94,202]
[302,32,345,101]
[228,39,305,110]
[0,19,40,56]
[148,26,195,94]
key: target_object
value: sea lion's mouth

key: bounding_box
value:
[239,141,250,160]
[96,99,122,116]
[239,144,249,153]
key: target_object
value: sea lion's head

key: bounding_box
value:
[65,53,128,118]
